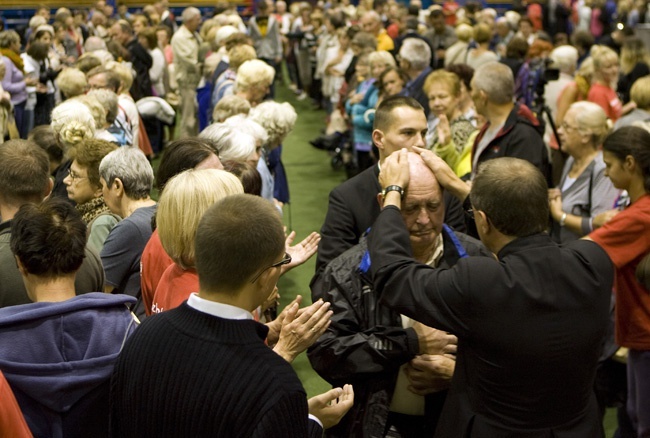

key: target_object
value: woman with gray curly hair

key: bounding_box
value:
[249,101,297,207]
[50,99,97,201]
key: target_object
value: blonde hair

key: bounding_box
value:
[631,76,650,111]
[228,44,257,71]
[620,37,650,75]
[424,69,461,97]
[455,24,473,43]
[591,45,618,70]
[157,169,244,268]
[473,23,492,44]
[368,50,396,69]
[249,101,297,148]
[235,59,275,92]
[213,95,251,123]
[51,100,96,150]
[56,68,88,98]
[571,101,611,146]
[105,61,134,92]
[73,95,107,130]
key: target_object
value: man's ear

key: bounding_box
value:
[376,192,384,209]
[372,129,384,151]
[42,178,54,201]
[476,210,491,236]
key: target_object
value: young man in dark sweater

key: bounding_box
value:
[110,194,354,437]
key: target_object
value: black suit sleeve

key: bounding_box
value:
[368,206,479,338]
[251,392,322,438]
[314,187,360,277]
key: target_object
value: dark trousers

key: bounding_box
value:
[13,100,27,139]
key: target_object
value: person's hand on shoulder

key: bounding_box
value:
[308,384,354,429]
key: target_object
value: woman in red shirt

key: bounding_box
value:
[589,126,650,438]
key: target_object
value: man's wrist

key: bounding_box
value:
[382,190,402,209]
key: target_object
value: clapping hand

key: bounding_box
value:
[273,299,332,363]
[282,230,320,274]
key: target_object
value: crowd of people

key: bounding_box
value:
[0,0,649,436]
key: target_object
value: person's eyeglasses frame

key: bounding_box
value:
[249,252,292,283]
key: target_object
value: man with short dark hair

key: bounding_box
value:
[313,96,465,287]
[110,194,354,436]
[0,197,137,436]
[423,9,457,69]
[309,153,490,437]
[369,150,613,437]
[0,140,104,308]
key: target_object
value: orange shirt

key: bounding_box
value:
[0,371,32,438]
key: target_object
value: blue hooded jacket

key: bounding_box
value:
[0,293,137,438]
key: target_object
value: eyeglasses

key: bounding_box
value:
[560,122,580,132]
[67,168,88,182]
[249,252,292,283]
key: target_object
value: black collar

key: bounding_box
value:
[0,220,12,234]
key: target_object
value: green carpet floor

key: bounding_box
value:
[274,86,344,398]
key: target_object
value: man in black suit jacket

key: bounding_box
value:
[313,96,465,287]
[369,151,614,437]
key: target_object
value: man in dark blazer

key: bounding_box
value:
[368,150,614,437]
[312,96,465,287]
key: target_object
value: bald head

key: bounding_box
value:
[407,152,441,197]
[401,153,444,258]
[360,11,382,35]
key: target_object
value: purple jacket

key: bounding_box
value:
[2,56,27,105]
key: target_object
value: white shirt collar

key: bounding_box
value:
[187,293,254,320]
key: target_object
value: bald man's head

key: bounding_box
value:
[402,153,444,256]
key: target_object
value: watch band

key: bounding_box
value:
[381,185,405,199]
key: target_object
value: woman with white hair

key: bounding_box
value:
[234,59,275,106]
[99,147,156,319]
[199,121,259,164]
[250,101,298,206]
[544,44,578,167]
[50,99,97,200]
[223,114,267,162]
[548,101,620,243]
